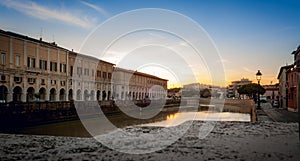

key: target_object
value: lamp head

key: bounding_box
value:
[256,70,262,81]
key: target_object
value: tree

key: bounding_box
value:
[200,88,211,98]
[237,83,266,99]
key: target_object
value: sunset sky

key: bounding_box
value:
[1,0,300,87]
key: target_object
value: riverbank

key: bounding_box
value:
[0,121,299,161]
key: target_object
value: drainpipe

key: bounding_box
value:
[298,83,300,141]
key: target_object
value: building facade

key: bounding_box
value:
[278,45,300,111]
[227,78,252,98]
[277,65,292,109]
[0,29,167,103]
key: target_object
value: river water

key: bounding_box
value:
[11,107,250,138]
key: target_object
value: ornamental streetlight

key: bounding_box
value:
[256,70,262,109]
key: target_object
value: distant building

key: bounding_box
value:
[227,78,252,98]
[262,84,279,101]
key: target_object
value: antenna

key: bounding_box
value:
[40,27,43,41]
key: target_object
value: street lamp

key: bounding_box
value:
[256,70,262,109]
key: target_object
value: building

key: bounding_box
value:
[227,78,252,98]
[0,29,167,103]
[278,45,300,112]
[277,64,293,109]
[286,44,300,112]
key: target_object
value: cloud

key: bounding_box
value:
[81,1,109,17]
[0,0,94,28]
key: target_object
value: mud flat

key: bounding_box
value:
[0,121,299,161]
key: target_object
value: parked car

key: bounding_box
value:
[273,100,279,107]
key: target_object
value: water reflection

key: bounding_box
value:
[142,112,250,127]
[166,113,179,121]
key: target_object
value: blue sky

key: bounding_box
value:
[0,0,300,86]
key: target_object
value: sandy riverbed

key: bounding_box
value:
[0,121,299,161]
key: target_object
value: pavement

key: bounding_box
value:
[256,102,299,123]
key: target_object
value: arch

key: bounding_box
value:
[68,89,73,101]
[84,89,89,101]
[50,88,56,101]
[97,90,101,101]
[0,85,8,102]
[121,91,124,100]
[108,91,111,100]
[39,87,46,101]
[102,90,106,100]
[13,86,22,102]
[90,90,95,101]
[76,89,81,100]
[59,88,66,101]
[26,87,35,102]
[129,91,131,100]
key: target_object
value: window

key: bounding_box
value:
[60,63,66,73]
[16,56,20,67]
[84,68,89,76]
[61,81,66,86]
[70,66,73,76]
[14,76,22,83]
[1,75,5,81]
[28,78,36,84]
[41,79,45,85]
[27,57,35,68]
[0,53,5,65]
[97,70,101,77]
[51,80,56,85]
[92,69,94,76]
[50,62,57,71]
[77,67,82,75]
[108,73,111,79]
[39,60,47,70]
[103,72,106,79]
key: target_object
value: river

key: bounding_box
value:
[9,107,250,138]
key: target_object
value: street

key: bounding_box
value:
[257,102,298,123]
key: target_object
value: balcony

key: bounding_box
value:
[25,67,41,74]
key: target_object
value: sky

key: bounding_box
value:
[0,0,300,87]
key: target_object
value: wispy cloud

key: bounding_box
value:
[216,59,230,63]
[81,1,109,17]
[0,0,94,28]
[243,67,255,73]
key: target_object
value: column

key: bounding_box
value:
[36,44,39,70]
[66,51,69,101]
[9,38,13,69]
[24,41,27,67]
[46,76,50,101]
[57,49,60,73]
[55,90,59,101]
[21,90,26,102]
[6,91,12,102]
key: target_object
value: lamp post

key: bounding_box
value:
[256,70,262,109]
